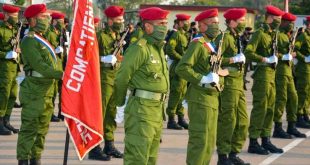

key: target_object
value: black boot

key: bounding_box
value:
[261,137,283,153]
[229,152,250,165]
[18,160,29,165]
[0,117,12,135]
[50,114,60,122]
[3,115,19,133]
[272,122,292,139]
[167,116,183,130]
[88,145,111,161]
[30,158,41,165]
[217,154,234,165]
[103,140,123,158]
[247,138,269,155]
[296,115,310,128]
[303,114,310,124]
[177,115,188,129]
[287,122,306,138]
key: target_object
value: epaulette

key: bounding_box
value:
[136,38,147,47]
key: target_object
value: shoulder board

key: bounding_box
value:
[192,36,204,43]
[136,38,147,47]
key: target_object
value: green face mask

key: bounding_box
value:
[34,18,49,33]
[183,23,190,31]
[280,22,294,33]
[112,22,123,32]
[56,21,65,31]
[235,22,246,35]
[270,18,281,30]
[205,24,219,39]
[151,25,168,41]
[7,16,18,25]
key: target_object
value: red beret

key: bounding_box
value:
[51,12,65,19]
[0,13,4,20]
[24,4,47,19]
[104,6,124,18]
[195,8,218,21]
[139,7,169,21]
[265,5,284,16]
[282,12,297,22]
[306,16,310,22]
[176,14,191,21]
[94,17,100,24]
[2,4,20,13]
[224,8,247,20]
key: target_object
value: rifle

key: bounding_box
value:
[286,27,302,66]
[10,20,23,63]
[237,36,244,72]
[112,27,129,63]
[270,30,279,69]
[209,31,229,91]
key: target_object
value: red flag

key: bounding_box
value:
[61,0,103,160]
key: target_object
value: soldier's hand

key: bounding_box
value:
[264,55,278,64]
[5,51,18,59]
[55,46,64,54]
[232,53,246,64]
[281,53,293,61]
[200,72,219,84]
[116,53,123,62]
[291,52,297,57]
[305,56,310,63]
[101,54,117,65]
[16,48,21,54]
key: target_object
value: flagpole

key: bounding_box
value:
[63,129,70,165]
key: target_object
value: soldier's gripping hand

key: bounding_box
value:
[305,56,310,63]
[281,53,293,61]
[200,72,219,84]
[232,53,246,64]
[264,55,278,64]
[5,51,18,59]
[55,46,64,54]
[100,54,117,65]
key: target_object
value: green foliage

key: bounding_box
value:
[10,0,25,5]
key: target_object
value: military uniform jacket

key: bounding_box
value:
[115,35,169,106]
[20,30,62,97]
[276,31,294,77]
[175,35,219,109]
[294,28,310,74]
[215,28,243,91]
[97,27,121,86]
[129,26,144,44]
[165,28,188,61]
[244,23,277,82]
[0,23,18,74]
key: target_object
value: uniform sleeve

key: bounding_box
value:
[114,44,146,106]
[21,38,63,79]
[277,33,286,59]
[294,33,306,61]
[97,32,107,56]
[175,41,203,84]
[0,34,7,59]
[244,30,264,62]
[166,32,182,60]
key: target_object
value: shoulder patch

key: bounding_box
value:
[137,38,147,47]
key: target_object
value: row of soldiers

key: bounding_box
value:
[0,3,309,165]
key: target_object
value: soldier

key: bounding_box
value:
[94,17,100,32]
[0,12,4,24]
[114,7,169,165]
[16,4,63,165]
[88,5,124,161]
[129,21,143,44]
[294,16,310,128]
[176,9,221,165]
[215,8,250,165]
[273,12,306,138]
[44,12,66,122]
[245,5,284,155]
[0,4,20,135]
[166,14,191,130]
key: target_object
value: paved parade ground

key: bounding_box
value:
[1,72,310,165]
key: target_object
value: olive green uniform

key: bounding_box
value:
[115,35,169,165]
[215,29,248,155]
[245,23,277,138]
[273,31,298,122]
[294,29,310,116]
[97,27,121,141]
[16,30,62,160]
[129,26,143,44]
[165,28,189,117]
[0,23,18,119]
[176,35,219,165]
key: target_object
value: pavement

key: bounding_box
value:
[0,71,310,165]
